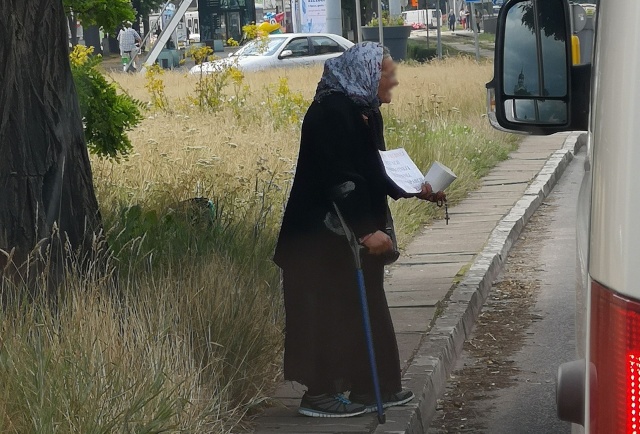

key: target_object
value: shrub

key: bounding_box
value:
[70,45,144,160]
[242,23,259,41]
[144,63,170,112]
[368,15,406,27]
[406,39,438,62]
[265,78,308,127]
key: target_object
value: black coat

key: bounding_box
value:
[274,93,403,394]
[274,93,403,268]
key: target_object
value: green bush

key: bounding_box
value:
[70,45,144,160]
[406,40,438,63]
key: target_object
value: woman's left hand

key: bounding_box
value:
[416,183,446,203]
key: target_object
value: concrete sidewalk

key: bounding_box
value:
[253,133,576,433]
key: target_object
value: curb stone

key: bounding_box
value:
[372,132,586,434]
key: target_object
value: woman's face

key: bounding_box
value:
[377,57,399,104]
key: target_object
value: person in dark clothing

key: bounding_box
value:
[274,42,446,418]
[448,10,456,31]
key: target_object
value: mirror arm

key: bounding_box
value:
[570,64,592,131]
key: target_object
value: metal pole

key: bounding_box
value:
[291,0,298,33]
[282,0,287,29]
[377,0,384,46]
[436,7,442,58]
[426,21,430,48]
[355,0,362,42]
[471,2,479,61]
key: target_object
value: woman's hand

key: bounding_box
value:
[360,230,393,255]
[416,183,446,204]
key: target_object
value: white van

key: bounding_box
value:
[486,0,634,432]
[402,9,427,27]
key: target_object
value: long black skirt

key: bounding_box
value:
[282,240,401,395]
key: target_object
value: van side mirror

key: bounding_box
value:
[280,49,293,58]
[486,0,591,134]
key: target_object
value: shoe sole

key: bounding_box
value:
[298,407,367,418]
[362,394,415,413]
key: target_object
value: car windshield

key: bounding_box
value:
[234,37,287,57]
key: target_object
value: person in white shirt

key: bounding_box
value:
[117,22,142,68]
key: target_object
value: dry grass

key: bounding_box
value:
[103,57,512,243]
[0,57,516,432]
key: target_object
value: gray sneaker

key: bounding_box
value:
[350,389,415,412]
[298,393,367,418]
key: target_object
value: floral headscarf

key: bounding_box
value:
[314,42,384,109]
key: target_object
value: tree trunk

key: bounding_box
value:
[0,0,102,282]
[132,0,142,34]
[108,34,120,55]
[143,14,151,49]
[84,25,102,56]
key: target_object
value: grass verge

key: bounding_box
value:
[0,58,516,431]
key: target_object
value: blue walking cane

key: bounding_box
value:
[331,199,386,424]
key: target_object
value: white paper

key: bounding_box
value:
[378,148,425,194]
[379,148,457,194]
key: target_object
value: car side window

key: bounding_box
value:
[283,38,310,57]
[310,36,345,55]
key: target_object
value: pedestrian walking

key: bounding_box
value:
[475,9,483,32]
[274,42,445,418]
[460,7,466,29]
[117,21,142,69]
[465,8,472,30]
[448,10,456,31]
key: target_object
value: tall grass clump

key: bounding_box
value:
[0,57,515,431]
[0,244,281,432]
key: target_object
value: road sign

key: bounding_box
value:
[492,0,505,5]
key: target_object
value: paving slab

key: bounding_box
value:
[390,307,438,333]
[252,132,577,433]
[396,333,425,367]
[387,291,440,308]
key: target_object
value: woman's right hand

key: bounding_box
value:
[361,230,393,255]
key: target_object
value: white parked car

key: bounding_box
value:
[189,33,354,74]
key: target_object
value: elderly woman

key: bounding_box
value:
[274,42,445,418]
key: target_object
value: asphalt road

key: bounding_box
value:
[430,150,585,433]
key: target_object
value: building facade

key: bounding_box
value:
[198,0,257,44]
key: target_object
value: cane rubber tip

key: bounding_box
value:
[378,414,386,424]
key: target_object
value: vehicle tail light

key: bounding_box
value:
[591,279,640,433]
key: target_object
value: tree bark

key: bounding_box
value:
[143,14,151,42]
[0,0,102,282]
[108,34,120,55]
[132,0,142,34]
[84,25,102,56]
